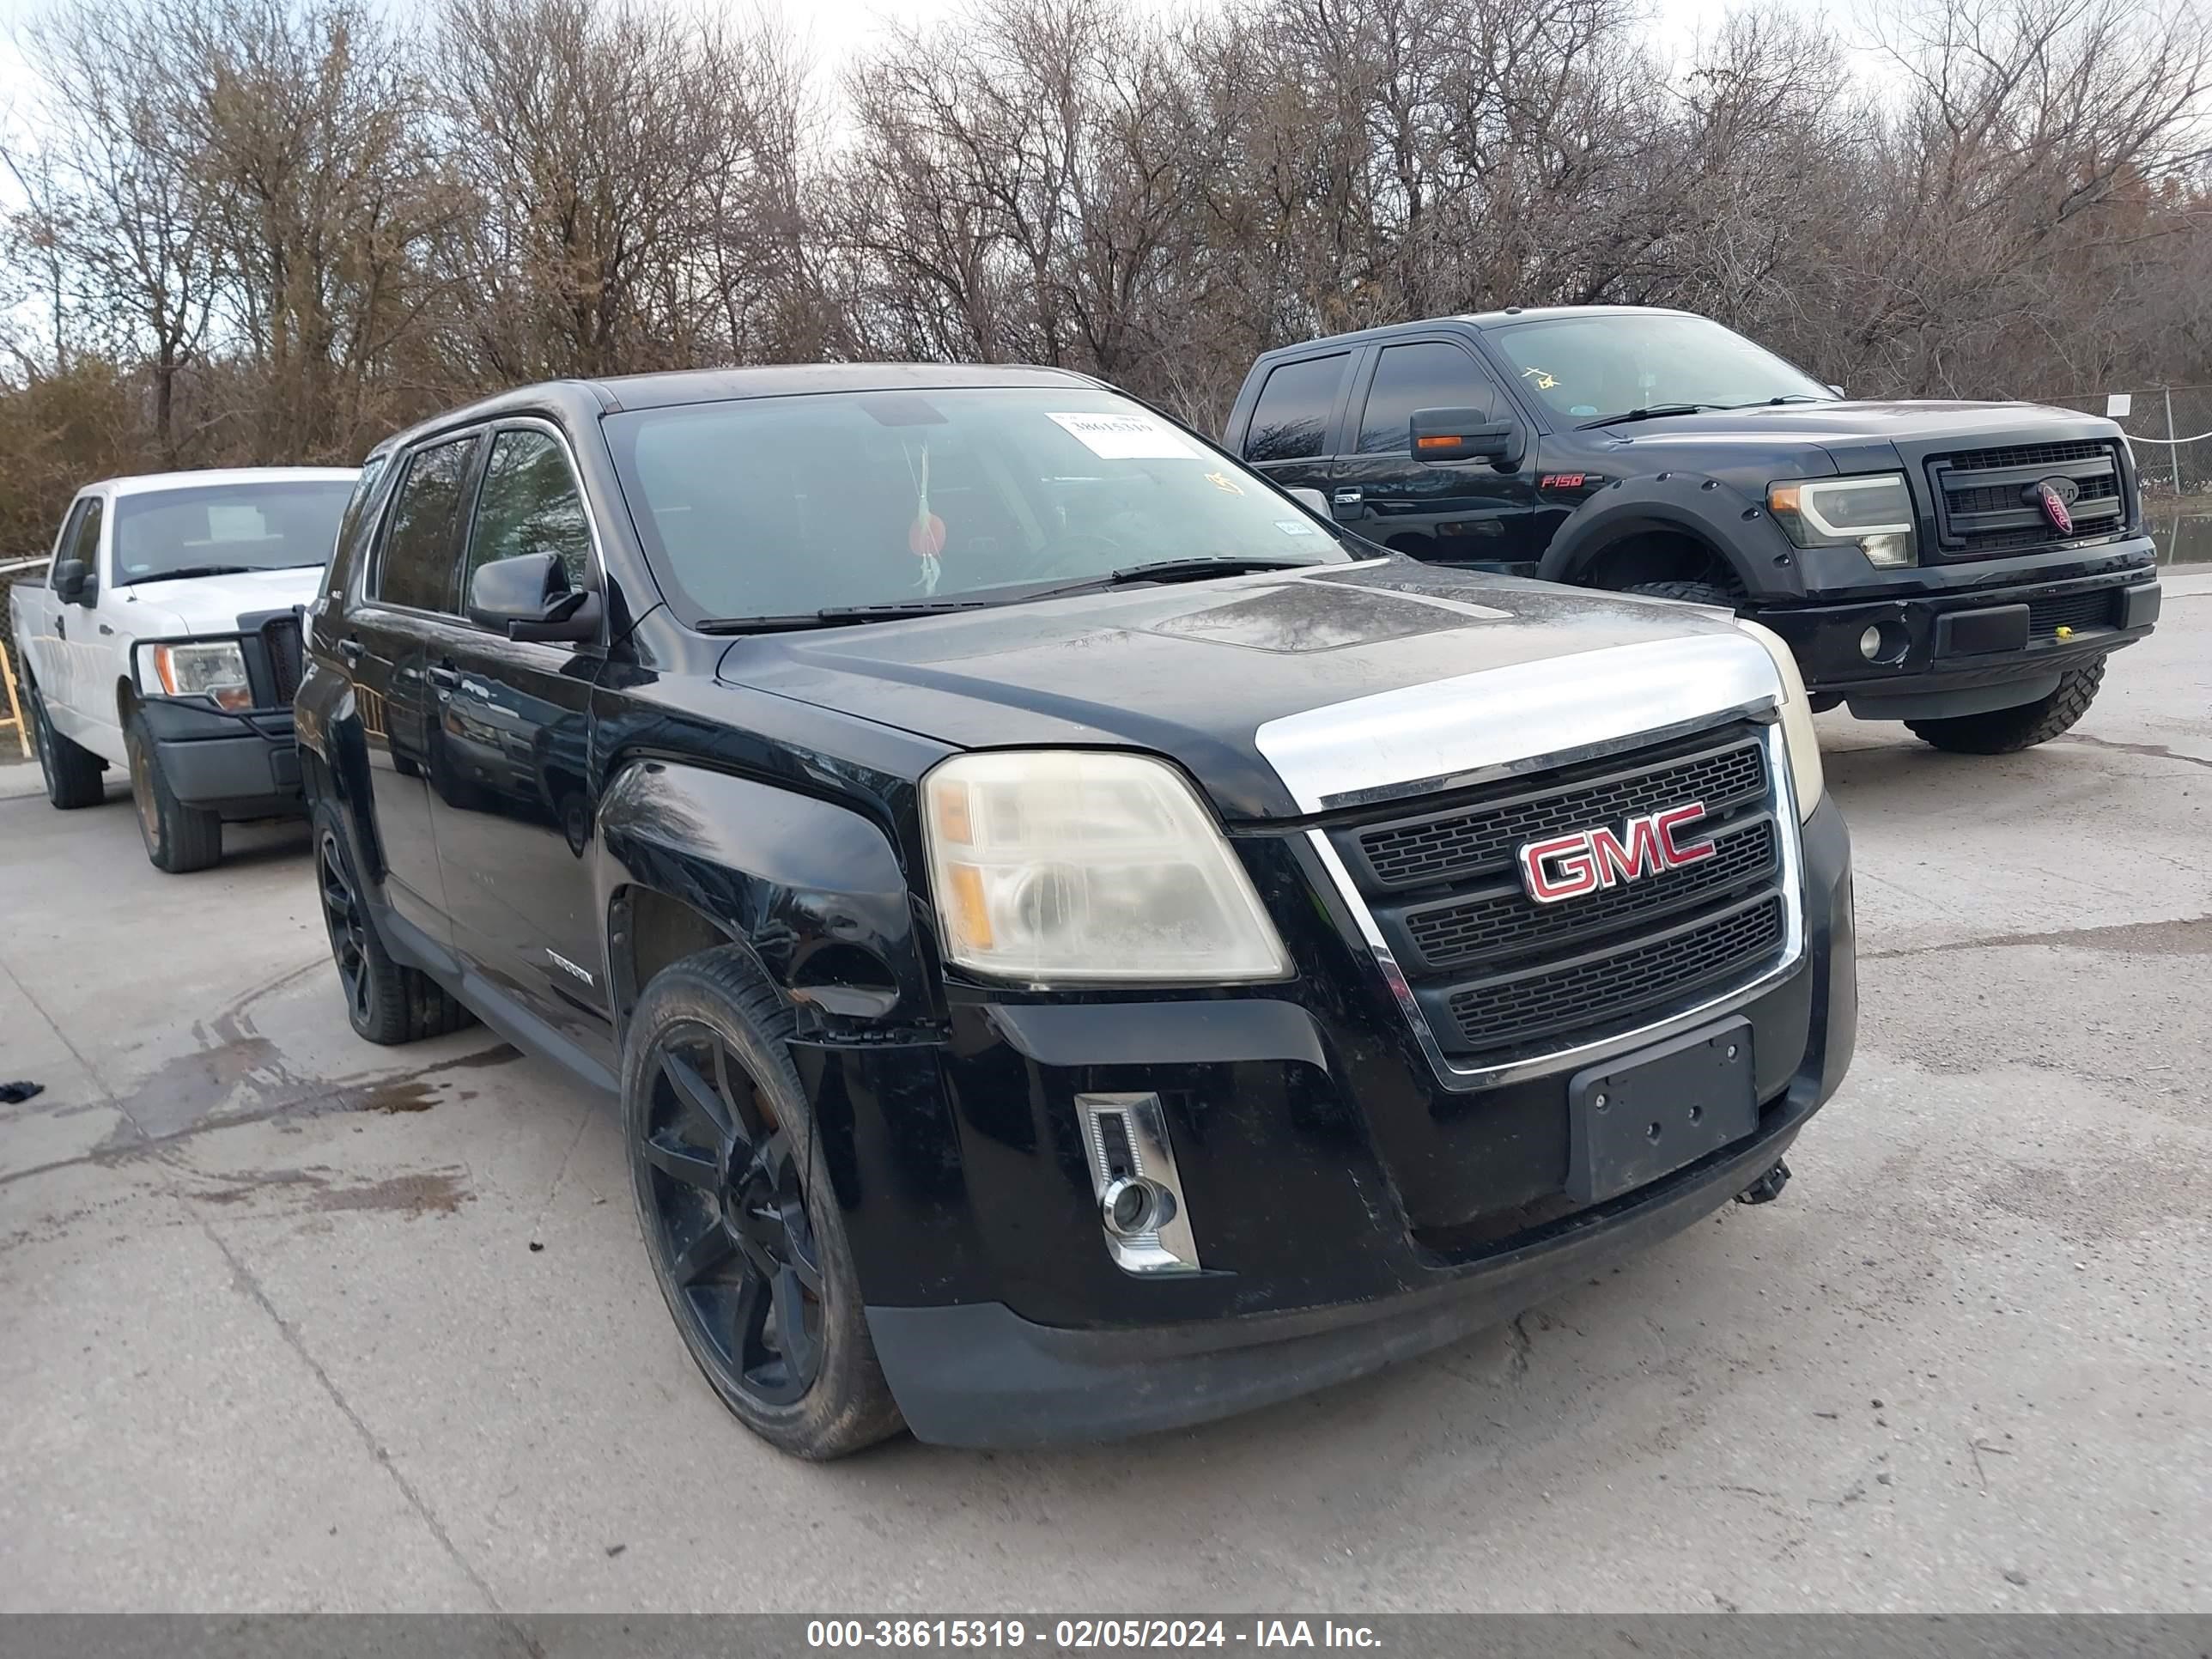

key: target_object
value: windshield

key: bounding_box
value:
[605,387,1347,623]
[112,480,356,584]
[1487,314,1832,425]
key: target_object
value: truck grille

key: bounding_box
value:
[260,612,305,704]
[1328,723,1793,1067]
[1928,439,2127,559]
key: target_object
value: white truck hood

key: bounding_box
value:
[116,566,325,635]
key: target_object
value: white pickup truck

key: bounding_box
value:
[10,467,360,870]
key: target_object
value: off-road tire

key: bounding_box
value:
[623,947,904,1460]
[313,802,473,1044]
[1624,579,1742,611]
[125,708,222,872]
[28,683,106,809]
[1905,660,2106,755]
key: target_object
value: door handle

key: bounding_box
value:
[337,637,364,664]
[1333,488,1363,506]
[426,665,461,690]
[54,616,64,641]
[98,623,113,635]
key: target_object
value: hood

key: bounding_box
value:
[116,565,323,635]
[1596,398,2125,476]
[719,559,1780,821]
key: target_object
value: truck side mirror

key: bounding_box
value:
[1286,487,1332,520]
[467,551,603,644]
[1826,384,1846,398]
[54,557,92,605]
[1409,408,1522,468]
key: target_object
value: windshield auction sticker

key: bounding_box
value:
[1048,411,1205,460]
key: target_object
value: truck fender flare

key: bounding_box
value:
[1537,472,1808,601]
[592,758,933,1042]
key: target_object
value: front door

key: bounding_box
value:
[349,431,484,941]
[425,424,611,1054]
[40,496,103,749]
[1331,338,1538,569]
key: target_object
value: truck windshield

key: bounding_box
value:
[605,387,1348,623]
[112,481,356,584]
[1488,314,1832,426]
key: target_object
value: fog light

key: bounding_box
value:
[1857,621,1908,664]
[1078,1092,1200,1275]
[1099,1176,1174,1237]
[1858,626,1883,660]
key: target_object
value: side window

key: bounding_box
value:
[324,455,389,603]
[52,499,101,586]
[462,429,593,607]
[1246,354,1349,463]
[1357,342,1493,453]
[373,438,477,613]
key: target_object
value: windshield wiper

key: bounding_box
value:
[696,560,1320,634]
[1019,556,1322,603]
[125,564,261,583]
[1577,403,1728,430]
[1728,395,1828,409]
[695,599,1008,634]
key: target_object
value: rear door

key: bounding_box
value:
[1331,336,1538,568]
[348,431,484,942]
[424,421,612,1054]
[1237,349,1359,505]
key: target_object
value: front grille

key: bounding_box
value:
[2028,588,2118,638]
[261,612,305,703]
[1328,723,1794,1068]
[1357,739,1766,890]
[1444,896,1785,1053]
[1403,817,1778,974]
[1928,438,2128,560]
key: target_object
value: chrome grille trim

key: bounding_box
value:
[1304,721,1808,1091]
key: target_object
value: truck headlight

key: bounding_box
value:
[143,641,253,711]
[1733,621,1824,821]
[1767,473,1916,567]
[922,750,1291,984]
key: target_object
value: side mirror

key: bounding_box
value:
[54,557,92,604]
[1409,408,1522,468]
[467,552,603,644]
[1826,384,1847,398]
[1286,486,1332,520]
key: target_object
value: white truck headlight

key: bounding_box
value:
[143,641,253,711]
[1734,621,1824,821]
[922,750,1291,984]
[1767,472,1916,567]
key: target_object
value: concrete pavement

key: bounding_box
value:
[3,576,2207,1613]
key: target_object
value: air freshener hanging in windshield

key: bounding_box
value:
[907,442,946,595]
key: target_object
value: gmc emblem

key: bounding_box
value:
[1518,804,1716,904]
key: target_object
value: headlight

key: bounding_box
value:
[143,641,252,711]
[1733,620,1824,821]
[921,750,1291,984]
[1767,473,1916,568]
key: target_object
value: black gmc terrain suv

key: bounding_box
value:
[1231,307,2162,752]
[296,365,1855,1457]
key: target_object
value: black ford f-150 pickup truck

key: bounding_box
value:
[1230,307,2162,752]
[296,364,1856,1457]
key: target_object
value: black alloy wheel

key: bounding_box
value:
[637,1023,825,1406]
[310,804,472,1046]
[319,828,375,1030]
[622,949,901,1458]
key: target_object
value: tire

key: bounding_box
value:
[623,946,903,1460]
[1906,659,2106,755]
[313,804,473,1044]
[125,708,222,872]
[27,683,106,809]
[1624,579,1742,610]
